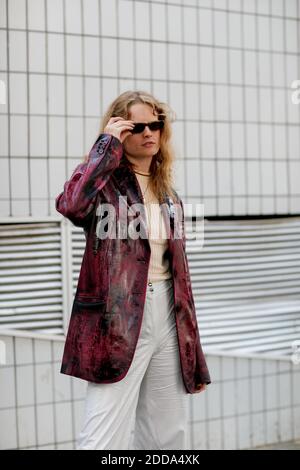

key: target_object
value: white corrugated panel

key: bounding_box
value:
[70,217,300,357]
[0,222,64,334]
[186,217,300,356]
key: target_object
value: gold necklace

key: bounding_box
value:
[134,170,151,176]
[134,171,151,201]
[142,180,150,201]
[143,186,152,237]
[135,173,151,234]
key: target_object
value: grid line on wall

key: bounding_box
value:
[0,0,299,216]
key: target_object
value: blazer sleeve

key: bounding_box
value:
[55,133,123,227]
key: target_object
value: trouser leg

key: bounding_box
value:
[76,379,138,450]
[77,290,156,450]
[132,279,190,450]
[76,278,189,450]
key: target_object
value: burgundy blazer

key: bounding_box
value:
[55,133,211,393]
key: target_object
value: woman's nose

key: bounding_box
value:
[143,125,152,135]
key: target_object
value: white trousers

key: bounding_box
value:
[77,278,190,450]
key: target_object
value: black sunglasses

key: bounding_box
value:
[131,120,164,134]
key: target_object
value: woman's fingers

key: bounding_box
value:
[109,116,124,122]
[109,117,134,125]
[114,120,135,128]
[104,117,135,143]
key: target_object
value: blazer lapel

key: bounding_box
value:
[113,164,150,244]
[113,163,176,250]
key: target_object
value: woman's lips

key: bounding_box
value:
[143,142,155,147]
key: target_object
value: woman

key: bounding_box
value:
[55,90,211,450]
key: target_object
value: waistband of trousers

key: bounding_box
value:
[146,278,173,294]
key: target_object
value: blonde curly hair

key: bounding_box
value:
[84,90,178,203]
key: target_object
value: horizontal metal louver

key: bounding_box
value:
[185,217,300,356]
[0,223,64,334]
[8,216,298,352]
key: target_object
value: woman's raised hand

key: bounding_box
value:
[104,116,135,143]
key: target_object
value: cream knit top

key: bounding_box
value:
[135,171,172,283]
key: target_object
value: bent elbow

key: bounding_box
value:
[55,193,94,228]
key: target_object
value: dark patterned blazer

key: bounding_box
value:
[55,133,211,393]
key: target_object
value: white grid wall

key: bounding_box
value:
[0,0,300,218]
[0,332,86,449]
[0,331,299,449]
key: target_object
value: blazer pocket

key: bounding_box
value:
[74,296,106,309]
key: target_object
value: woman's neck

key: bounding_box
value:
[125,154,152,174]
